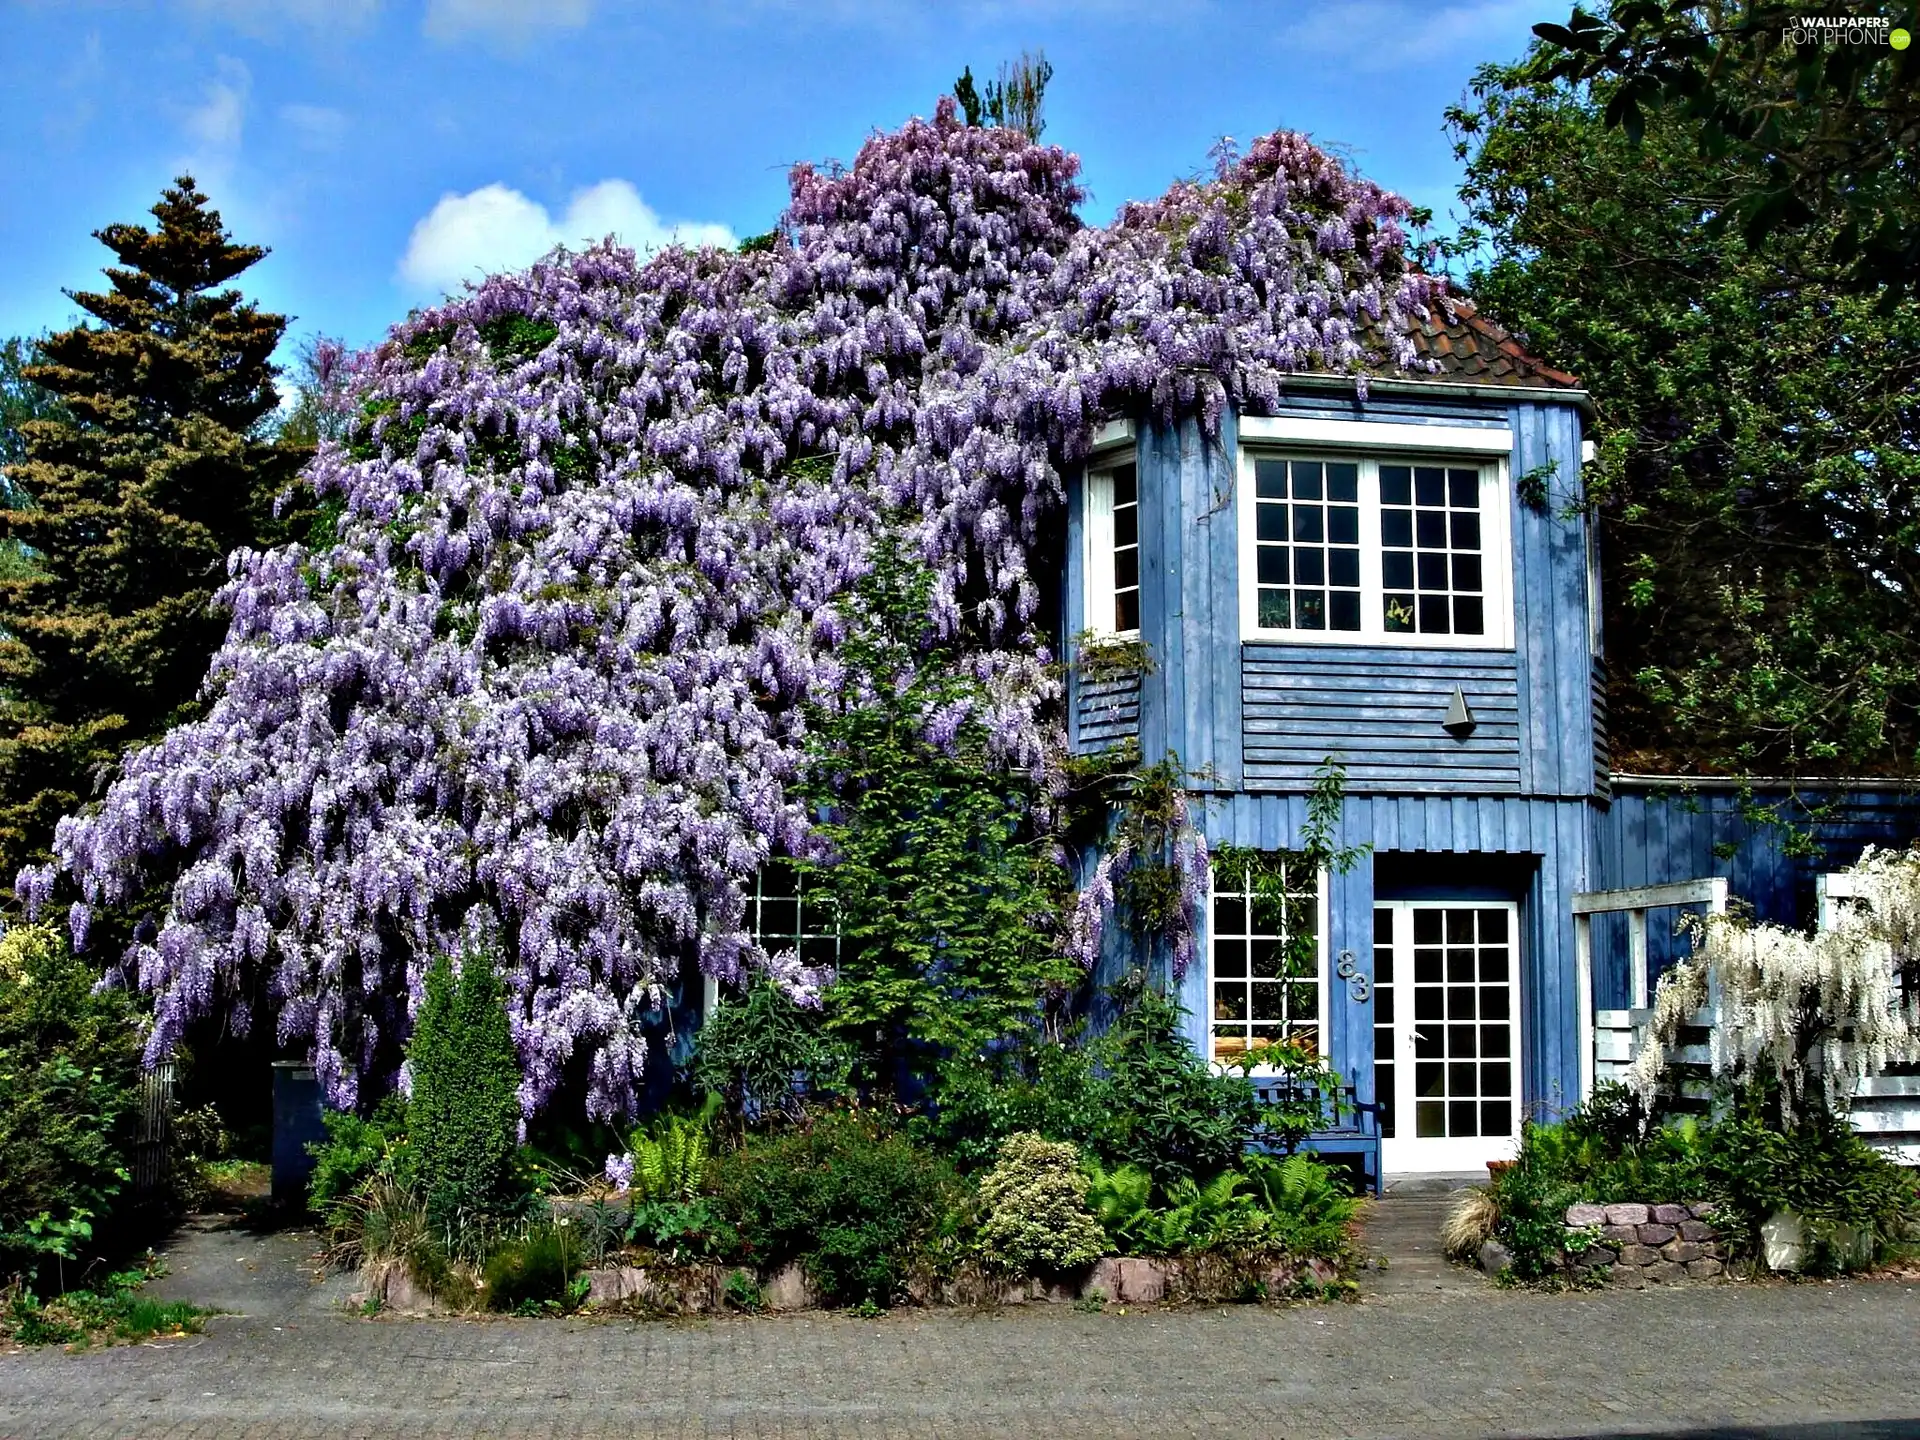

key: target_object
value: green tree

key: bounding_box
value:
[0,338,64,583]
[800,538,1076,1089]
[407,950,523,1231]
[0,924,145,1284]
[0,337,67,476]
[271,335,354,448]
[0,178,310,884]
[952,50,1054,140]
[1528,2,1920,296]
[1445,40,1920,773]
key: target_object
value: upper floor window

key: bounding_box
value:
[1084,459,1141,637]
[1238,449,1513,648]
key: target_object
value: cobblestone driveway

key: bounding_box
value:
[5,1277,1920,1439]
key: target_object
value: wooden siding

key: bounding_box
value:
[1062,429,1143,754]
[1585,782,1920,1009]
[1506,401,1598,798]
[1242,645,1521,793]
[1591,657,1611,799]
[1226,395,1597,800]
[1135,413,1243,789]
[1178,791,1598,1124]
[1075,672,1140,750]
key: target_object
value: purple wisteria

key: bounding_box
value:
[25,101,1445,1122]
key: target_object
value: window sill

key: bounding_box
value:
[1243,630,1515,652]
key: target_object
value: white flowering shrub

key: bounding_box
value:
[1629,846,1920,1119]
[975,1131,1106,1274]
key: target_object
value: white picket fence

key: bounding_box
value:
[1576,873,1920,1165]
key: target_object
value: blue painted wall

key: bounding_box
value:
[1135,412,1244,790]
[1176,791,1597,1129]
[1061,391,1604,1132]
[1586,782,1920,1007]
[1244,646,1522,792]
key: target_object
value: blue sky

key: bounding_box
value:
[0,0,1546,366]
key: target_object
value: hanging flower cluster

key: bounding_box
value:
[1627,846,1920,1119]
[24,99,1444,1122]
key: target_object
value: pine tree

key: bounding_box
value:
[0,178,309,885]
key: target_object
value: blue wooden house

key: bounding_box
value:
[1051,302,1920,1176]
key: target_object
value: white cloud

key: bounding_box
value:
[1276,0,1540,72]
[280,102,348,150]
[183,56,250,155]
[398,179,737,294]
[423,0,593,44]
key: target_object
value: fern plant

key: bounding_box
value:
[623,1110,712,1203]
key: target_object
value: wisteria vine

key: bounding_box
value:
[23,100,1445,1121]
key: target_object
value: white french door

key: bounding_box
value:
[1373,901,1522,1173]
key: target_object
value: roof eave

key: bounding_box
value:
[1280,372,1596,420]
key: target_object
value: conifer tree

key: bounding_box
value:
[0,178,308,885]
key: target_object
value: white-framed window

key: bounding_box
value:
[746,862,842,971]
[1084,458,1141,637]
[1207,854,1326,1065]
[1237,448,1514,648]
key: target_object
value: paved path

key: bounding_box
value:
[5,1212,1920,1439]
[1356,1172,1489,1297]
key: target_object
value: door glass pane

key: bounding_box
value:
[1401,905,1517,1141]
[1372,905,1395,1139]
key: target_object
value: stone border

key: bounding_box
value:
[357,1253,1345,1317]
[1562,1202,1726,1287]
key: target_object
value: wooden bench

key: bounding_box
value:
[1248,1076,1384,1197]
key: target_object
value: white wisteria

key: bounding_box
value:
[1628,846,1920,1119]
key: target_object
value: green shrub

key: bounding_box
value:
[307,1097,410,1233]
[1698,1097,1918,1272]
[408,950,525,1230]
[974,1133,1104,1274]
[626,1197,737,1261]
[1241,1153,1360,1259]
[1487,1082,1919,1278]
[922,991,1267,1187]
[1085,990,1261,1187]
[710,1113,963,1308]
[0,925,145,1284]
[693,980,854,1129]
[624,1108,712,1201]
[918,1040,1106,1170]
[723,1268,765,1312]
[482,1224,580,1312]
[2,1265,206,1347]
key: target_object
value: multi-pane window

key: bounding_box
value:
[1209,856,1321,1063]
[1111,463,1140,633]
[1380,464,1484,637]
[1253,459,1360,633]
[746,862,841,972]
[1407,906,1513,1140]
[1240,451,1507,647]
